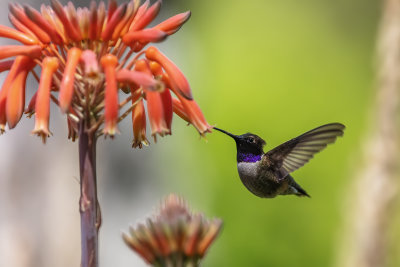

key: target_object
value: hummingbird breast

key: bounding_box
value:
[237,161,284,198]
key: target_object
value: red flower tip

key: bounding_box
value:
[100,54,120,137]
[122,28,167,45]
[59,47,82,113]
[154,11,191,35]
[129,0,162,32]
[50,0,82,42]
[145,46,193,100]
[23,5,63,45]
[101,3,127,41]
[32,57,59,143]
[9,4,52,44]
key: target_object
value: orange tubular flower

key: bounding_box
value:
[0,0,211,144]
[32,57,59,143]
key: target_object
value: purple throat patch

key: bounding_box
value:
[237,153,262,163]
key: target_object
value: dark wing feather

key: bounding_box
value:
[264,123,345,178]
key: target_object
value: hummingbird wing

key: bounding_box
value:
[263,123,345,179]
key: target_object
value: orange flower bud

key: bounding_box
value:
[172,97,190,122]
[6,58,35,128]
[0,45,42,60]
[59,47,82,113]
[23,5,63,44]
[100,54,119,136]
[129,0,161,32]
[50,0,82,42]
[154,11,191,35]
[102,3,127,41]
[145,46,193,100]
[0,56,32,132]
[0,25,37,45]
[9,4,51,44]
[123,29,167,45]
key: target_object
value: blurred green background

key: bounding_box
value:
[0,0,390,266]
[154,0,381,266]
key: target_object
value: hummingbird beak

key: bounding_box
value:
[213,127,238,140]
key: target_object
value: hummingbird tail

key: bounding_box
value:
[285,175,311,198]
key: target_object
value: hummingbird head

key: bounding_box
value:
[214,127,266,162]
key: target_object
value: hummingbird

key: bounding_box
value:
[213,123,345,198]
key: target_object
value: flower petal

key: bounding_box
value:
[6,58,35,129]
[177,96,212,135]
[0,60,14,73]
[0,56,30,133]
[100,54,119,136]
[129,0,161,32]
[102,3,127,41]
[131,99,149,148]
[0,45,42,60]
[172,97,190,122]
[0,25,38,45]
[146,91,168,137]
[160,88,173,132]
[32,57,59,143]
[59,47,82,113]
[23,5,63,44]
[116,69,159,91]
[123,29,167,45]
[9,4,51,44]
[50,0,82,42]
[153,11,191,35]
[145,46,193,100]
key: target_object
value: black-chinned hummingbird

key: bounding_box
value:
[214,123,345,198]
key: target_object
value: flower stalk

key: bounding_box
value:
[79,122,100,267]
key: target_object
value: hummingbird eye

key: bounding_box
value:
[248,137,255,143]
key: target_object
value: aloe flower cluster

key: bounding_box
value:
[123,194,223,266]
[0,0,211,146]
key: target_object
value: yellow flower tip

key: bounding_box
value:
[0,124,5,135]
[131,139,149,149]
[103,123,120,138]
[31,126,52,144]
